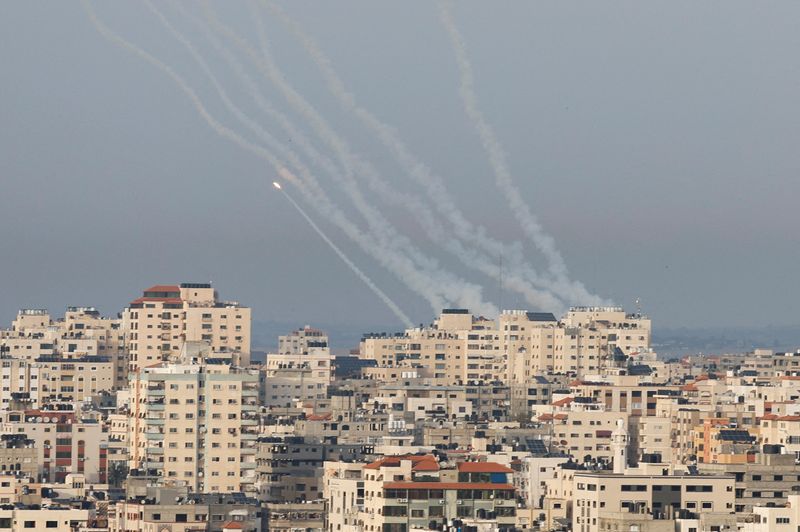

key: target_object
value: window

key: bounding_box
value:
[621,485,647,492]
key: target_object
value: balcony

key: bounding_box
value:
[145,432,164,441]
[146,446,164,455]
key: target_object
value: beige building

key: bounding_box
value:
[128,360,260,494]
[742,494,800,532]
[325,454,517,532]
[503,307,651,383]
[0,410,107,484]
[264,330,332,409]
[123,283,251,371]
[360,307,650,388]
[571,471,735,532]
[278,325,329,355]
[1,306,128,399]
[0,358,40,409]
[0,507,95,531]
[361,309,503,386]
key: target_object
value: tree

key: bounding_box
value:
[107,461,129,489]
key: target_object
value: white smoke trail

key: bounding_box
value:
[275,185,414,328]
[88,0,499,318]
[201,2,499,316]
[265,1,575,311]
[81,0,418,325]
[437,0,604,305]
[145,0,450,313]
[79,0,303,191]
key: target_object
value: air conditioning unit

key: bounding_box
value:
[457,500,463,504]
[439,499,445,504]
[397,498,408,503]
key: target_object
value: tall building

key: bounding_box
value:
[128,359,260,494]
[123,283,251,371]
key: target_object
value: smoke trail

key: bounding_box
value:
[265,1,579,311]
[87,0,498,317]
[241,1,563,312]
[274,184,414,328]
[200,2,500,316]
[81,0,419,325]
[437,0,603,305]
[79,0,304,193]
[145,0,446,313]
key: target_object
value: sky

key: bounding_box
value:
[1,1,799,334]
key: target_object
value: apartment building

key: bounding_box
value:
[263,331,332,409]
[1,307,128,399]
[503,307,651,382]
[0,307,127,389]
[37,354,116,405]
[360,307,650,389]
[373,382,474,422]
[0,434,36,481]
[360,309,503,385]
[0,358,40,410]
[539,410,632,464]
[742,494,800,532]
[110,483,262,532]
[123,283,251,371]
[278,325,329,355]
[571,471,735,532]
[699,449,800,516]
[105,412,129,486]
[255,436,371,502]
[323,460,365,532]
[326,454,518,532]
[128,360,260,494]
[0,507,95,532]
[0,410,106,483]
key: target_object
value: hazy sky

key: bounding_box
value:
[1,1,799,333]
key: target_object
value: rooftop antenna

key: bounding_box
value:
[635,297,642,316]
[498,252,503,314]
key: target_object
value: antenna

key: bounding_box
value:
[498,252,503,314]
[635,297,642,316]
